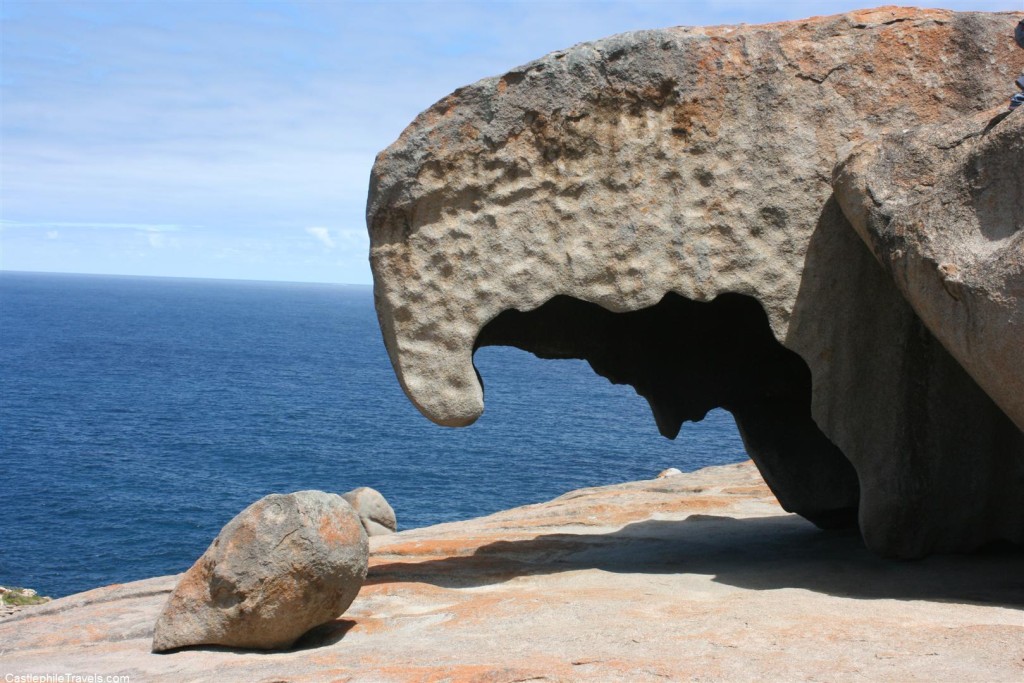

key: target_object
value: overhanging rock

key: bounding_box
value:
[367,7,1024,557]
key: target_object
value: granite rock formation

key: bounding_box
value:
[834,109,1024,431]
[152,490,368,652]
[367,7,1024,557]
[830,109,1024,554]
[343,486,398,536]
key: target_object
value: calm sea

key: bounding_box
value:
[0,271,747,598]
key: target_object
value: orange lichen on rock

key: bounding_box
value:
[1,461,1022,681]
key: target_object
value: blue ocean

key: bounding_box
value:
[0,271,747,598]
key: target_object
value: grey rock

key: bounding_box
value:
[834,109,1024,431]
[152,490,368,652]
[343,486,398,536]
[830,109,1024,556]
[366,8,1024,557]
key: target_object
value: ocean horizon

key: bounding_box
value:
[0,268,376,288]
[0,270,748,598]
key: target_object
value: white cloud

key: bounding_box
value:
[46,230,59,239]
[333,228,369,247]
[1,0,1011,285]
[1,220,188,232]
[305,226,335,249]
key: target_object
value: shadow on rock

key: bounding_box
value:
[155,619,358,655]
[368,514,1024,609]
[292,618,358,650]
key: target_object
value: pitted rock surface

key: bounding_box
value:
[151,490,368,652]
[367,7,1024,557]
[368,6,1022,428]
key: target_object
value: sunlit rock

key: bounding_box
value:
[367,7,1024,557]
[343,486,398,536]
[152,491,368,652]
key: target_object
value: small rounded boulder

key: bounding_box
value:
[342,486,397,536]
[152,490,368,652]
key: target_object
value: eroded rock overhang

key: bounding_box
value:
[367,7,1024,556]
[368,6,1020,426]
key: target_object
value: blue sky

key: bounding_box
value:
[1,0,1016,284]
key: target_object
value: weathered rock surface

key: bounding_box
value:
[366,7,1024,556]
[834,108,1024,431]
[828,110,1024,554]
[344,486,398,536]
[151,490,369,652]
[3,463,1022,681]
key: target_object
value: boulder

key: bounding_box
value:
[656,468,683,478]
[342,486,398,536]
[366,8,1024,556]
[152,491,368,652]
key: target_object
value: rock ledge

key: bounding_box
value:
[2,462,1021,682]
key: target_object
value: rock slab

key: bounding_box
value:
[152,490,369,652]
[2,462,1022,681]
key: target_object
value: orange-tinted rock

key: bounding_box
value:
[151,490,368,652]
[2,462,1021,681]
[366,7,1024,557]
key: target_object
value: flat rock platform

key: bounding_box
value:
[2,462,1021,682]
